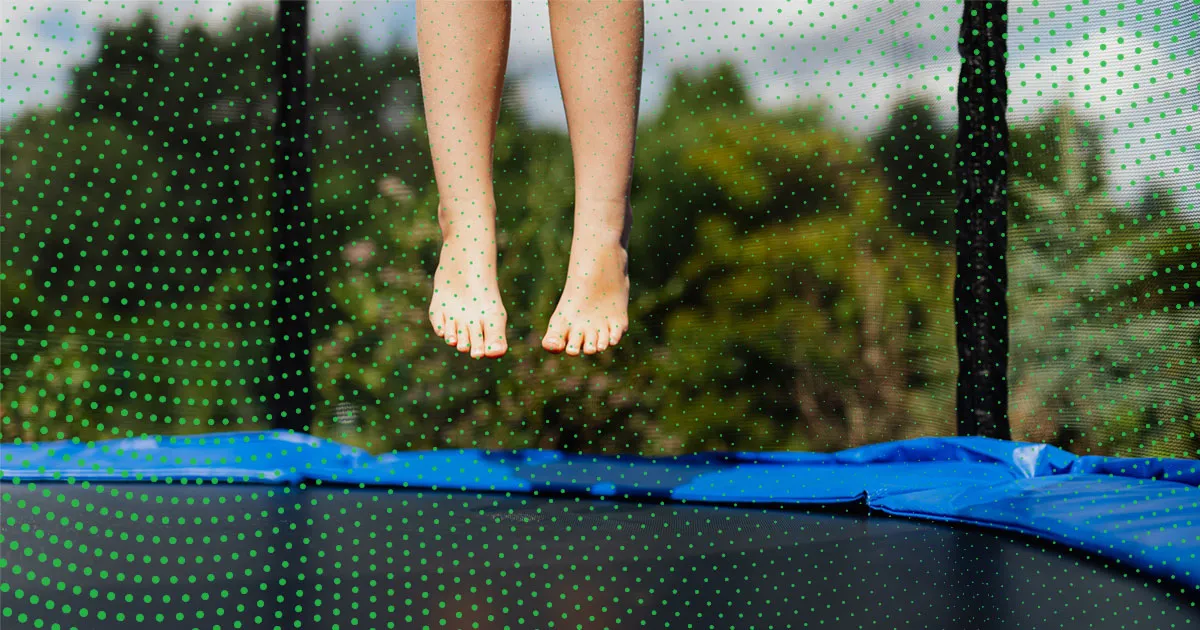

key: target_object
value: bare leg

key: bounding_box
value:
[417,0,511,358]
[543,0,644,356]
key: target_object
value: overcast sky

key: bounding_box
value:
[3,0,1196,211]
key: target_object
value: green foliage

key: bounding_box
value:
[2,15,1195,459]
[1007,106,1199,456]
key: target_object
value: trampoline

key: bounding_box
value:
[4,431,1199,628]
[3,0,1200,628]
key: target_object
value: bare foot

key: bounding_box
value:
[542,228,629,356]
[428,215,508,358]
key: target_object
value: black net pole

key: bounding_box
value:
[269,0,315,433]
[954,0,1011,440]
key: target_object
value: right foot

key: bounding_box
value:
[541,226,630,357]
[428,228,508,359]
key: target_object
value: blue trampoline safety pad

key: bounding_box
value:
[2,431,1197,589]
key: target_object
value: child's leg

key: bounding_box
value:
[416,0,511,358]
[543,0,644,356]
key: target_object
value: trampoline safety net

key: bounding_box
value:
[1,1,1198,629]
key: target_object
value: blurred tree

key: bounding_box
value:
[3,11,282,439]
[1007,105,1198,458]
[632,116,956,451]
[3,11,1192,460]
[868,99,958,245]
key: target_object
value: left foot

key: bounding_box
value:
[542,228,630,356]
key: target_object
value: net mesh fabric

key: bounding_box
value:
[1,1,1197,628]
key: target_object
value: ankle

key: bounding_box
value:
[438,222,498,251]
[573,198,632,246]
[437,201,496,241]
[572,223,628,250]
[439,235,499,267]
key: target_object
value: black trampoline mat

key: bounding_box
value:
[3,483,1197,629]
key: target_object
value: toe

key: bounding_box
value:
[542,316,569,353]
[595,326,610,352]
[429,309,444,336]
[429,310,445,338]
[483,318,508,358]
[469,320,486,359]
[608,321,624,347]
[444,316,457,345]
[565,327,585,356]
[582,329,597,355]
[456,318,471,353]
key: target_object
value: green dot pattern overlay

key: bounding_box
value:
[2,1,1197,629]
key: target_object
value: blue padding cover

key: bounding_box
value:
[1070,455,1200,486]
[874,474,1199,588]
[326,451,531,492]
[0,430,365,483]
[2,430,1197,589]
[670,462,1016,503]
[726,436,1079,479]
